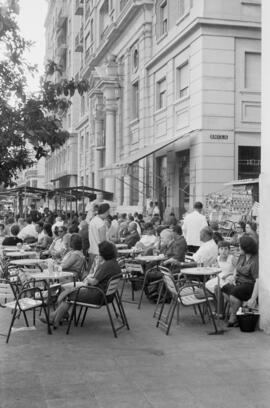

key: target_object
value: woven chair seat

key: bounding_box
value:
[5,298,42,311]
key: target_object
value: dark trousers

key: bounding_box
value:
[187,245,200,254]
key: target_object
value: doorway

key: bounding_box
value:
[178,149,190,218]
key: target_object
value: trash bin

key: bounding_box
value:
[237,312,259,332]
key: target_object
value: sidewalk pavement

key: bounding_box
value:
[0,296,269,408]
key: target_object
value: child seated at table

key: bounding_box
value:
[205,240,235,315]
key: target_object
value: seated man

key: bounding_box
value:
[2,224,23,246]
[17,216,38,242]
[163,225,187,266]
[135,222,159,255]
[193,226,218,266]
[124,222,140,248]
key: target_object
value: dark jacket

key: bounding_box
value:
[166,235,187,262]
[124,231,140,248]
[2,236,23,246]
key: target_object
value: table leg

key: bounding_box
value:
[204,275,225,335]
[47,282,52,335]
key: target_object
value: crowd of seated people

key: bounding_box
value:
[0,203,259,329]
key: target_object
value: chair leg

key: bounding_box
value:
[23,311,29,327]
[120,278,126,299]
[153,282,165,318]
[66,303,76,335]
[138,274,147,309]
[197,304,205,324]
[166,298,178,335]
[42,304,52,335]
[111,300,119,319]
[6,309,18,343]
[76,306,83,326]
[106,303,117,338]
[115,293,129,330]
[156,292,166,328]
[80,307,88,327]
[176,302,180,325]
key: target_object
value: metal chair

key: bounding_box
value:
[3,281,51,343]
[120,261,144,304]
[0,278,14,307]
[156,269,213,335]
[66,275,129,338]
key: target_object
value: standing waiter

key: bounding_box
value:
[182,201,207,253]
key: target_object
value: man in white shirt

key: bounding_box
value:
[193,227,218,266]
[88,203,110,273]
[182,201,208,253]
[18,217,38,241]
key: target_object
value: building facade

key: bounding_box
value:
[45,0,261,217]
[16,158,46,189]
[44,0,81,190]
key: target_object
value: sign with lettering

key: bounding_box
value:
[210,134,228,140]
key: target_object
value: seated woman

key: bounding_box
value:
[222,234,258,327]
[0,223,6,238]
[163,225,187,267]
[61,233,85,281]
[135,222,159,255]
[36,223,53,251]
[124,222,140,248]
[2,224,22,246]
[40,241,121,328]
[245,221,259,245]
[230,221,246,247]
[48,225,68,259]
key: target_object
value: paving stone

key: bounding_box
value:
[1,300,270,408]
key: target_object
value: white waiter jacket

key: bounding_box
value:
[182,210,208,247]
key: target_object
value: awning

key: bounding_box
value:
[224,178,259,186]
[115,136,180,167]
[101,136,181,178]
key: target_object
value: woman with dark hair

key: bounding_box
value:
[222,234,258,327]
[230,221,246,246]
[0,223,6,238]
[245,221,259,244]
[40,241,120,328]
[36,223,53,250]
[61,233,85,279]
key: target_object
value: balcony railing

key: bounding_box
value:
[56,4,68,30]
[85,45,93,63]
[120,0,129,11]
[75,0,84,15]
[85,2,91,20]
[96,132,105,150]
[75,33,83,52]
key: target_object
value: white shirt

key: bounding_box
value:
[136,234,158,250]
[193,239,218,266]
[37,230,46,244]
[52,220,64,233]
[88,215,106,255]
[205,255,235,293]
[182,211,208,246]
[18,224,38,240]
